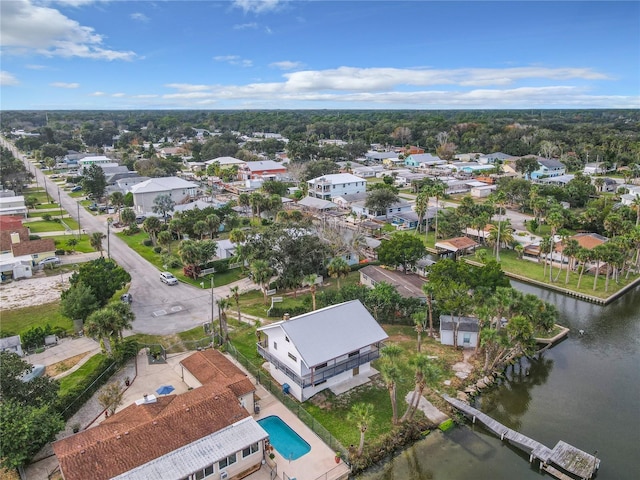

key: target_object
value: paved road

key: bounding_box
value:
[1,136,257,335]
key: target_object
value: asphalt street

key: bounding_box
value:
[1,136,245,335]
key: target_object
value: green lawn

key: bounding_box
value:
[58,353,108,397]
[49,234,95,253]
[23,220,66,233]
[0,302,73,337]
[116,231,247,287]
[470,248,638,299]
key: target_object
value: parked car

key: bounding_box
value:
[70,185,83,192]
[160,271,178,285]
[135,215,146,224]
[38,256,60,266]
[120,293,133,304]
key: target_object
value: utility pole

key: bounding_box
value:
[107,218,113,259]
[77,202,81,237]
[210,276,217,345]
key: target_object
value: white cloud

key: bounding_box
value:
[50,82,80,88]
[0,0,137,61]
[233,22,258,30]
[214,55,253,67]
[233,0,282,14]
[132,94,159,98]
[112,93,126,97]
[1,71,19,86]
[25,64,47,70]
[270,60,302,70]
[90,91,106,96]
[130,12,149,23]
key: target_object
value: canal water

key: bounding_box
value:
[358,282,640,480]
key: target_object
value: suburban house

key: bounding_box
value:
[435,236,479,258]
[238,160,287,180]
[536,174,575,187]
[204,156,246,169]
[159,146,186,158]
[364,151,399,164]
[0,216,55,278]
[530,158,566,180]
[296,196,338,213]
[180,349,255,412]
[256,300,388,402]
[620,192,640,207]
[359,265,426,300]
[130,177,199,215]
[307,173,367,200]
[391,206,438,231]
[53,384,268,480]
[404,153,446,169]
[350,198,413,221]
[213,238,238,260]
[0,195,28,217]
[77,155,113,168]
[583,162,616,175]
[332,192,369,210]
[439,315,480,348]
[478,152,513,164]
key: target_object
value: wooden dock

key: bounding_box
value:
[443,395,600,480]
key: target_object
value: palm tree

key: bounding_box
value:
[303,273,318,310]
[230,286,241,323]
[327,257,350,289]
[193,220,208,240]
[216,297,230,343]
[414,190,429,234]
[238,193,250,215]
[107,302,135,344]
[109,191,124,221]
[539,235,552,278]
[400,354,440,423]
[592,244,605,291]
[430,181,447,241]
[632,195,640,227]
[90,231,104,257]
[206,214,221,238]
[84,308,119,355]
[347,403,374,457]
[575,248,591,289]
[422,282,436,338]
[250,260,272,303]
[379,360,402,425]
[157,230,172,253]
[563,238,580,284]
[169,218,184,241]
[142,216,162,245]
[491,191,507,261]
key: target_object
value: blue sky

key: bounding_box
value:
[1,0,639,110]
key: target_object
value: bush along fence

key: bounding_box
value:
[57,358,117,420]
[225,342,350,463]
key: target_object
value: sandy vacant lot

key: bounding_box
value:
[0,273,73,310]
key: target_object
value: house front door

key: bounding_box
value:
[352,366,359,376]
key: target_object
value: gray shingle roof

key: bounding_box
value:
[258,300,388,367]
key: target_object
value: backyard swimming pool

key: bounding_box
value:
[258,415,311,460]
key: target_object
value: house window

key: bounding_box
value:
[243,443,260,457]
[288,352,297,362]
[316,362,328,369]
[194,470,205,480]
[218,453,237,469]
[348,350,360,358]
[204,465,214,476]
[463,333,471,345]
[273,341,277,350]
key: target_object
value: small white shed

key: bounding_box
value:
[439,315,480,348]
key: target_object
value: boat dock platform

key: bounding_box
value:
[443,395,600,480]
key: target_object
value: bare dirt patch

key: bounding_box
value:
[0,273,73,310]
[45,352,90,377]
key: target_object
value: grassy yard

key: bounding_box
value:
[470,247,638,299]
[116,231,247,288]
[0,302,73,337]
[49,234,95,253]
[58,353,108,397]
[24,219,66,233]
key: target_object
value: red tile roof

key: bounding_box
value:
[0,225,29,252]
[11,238,56,256]
[53,385,248,480]
[180,349,255,397]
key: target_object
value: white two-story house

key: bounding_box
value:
[257,300,388,402]
[307,173,367,201]
[130,176,198,215]
[530,157,566,180]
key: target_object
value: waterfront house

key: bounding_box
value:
[435,236,479,258]
[439,315,480,348]
[256,300,388,402]
[53,384,268,480]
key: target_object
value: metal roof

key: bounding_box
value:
[113,417,268,480]
[130,176,198,194]
[258,300,388,367]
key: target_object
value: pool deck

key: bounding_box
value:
[245,366,351,480]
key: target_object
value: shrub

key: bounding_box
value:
[42,213,52,221]
[21,324,54,349]
[203,258,230,273]
[162,254,182,269]
[153,246,162,253]
[142,238,153,247]
[29,235,42,240]
[55,249,66,256]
